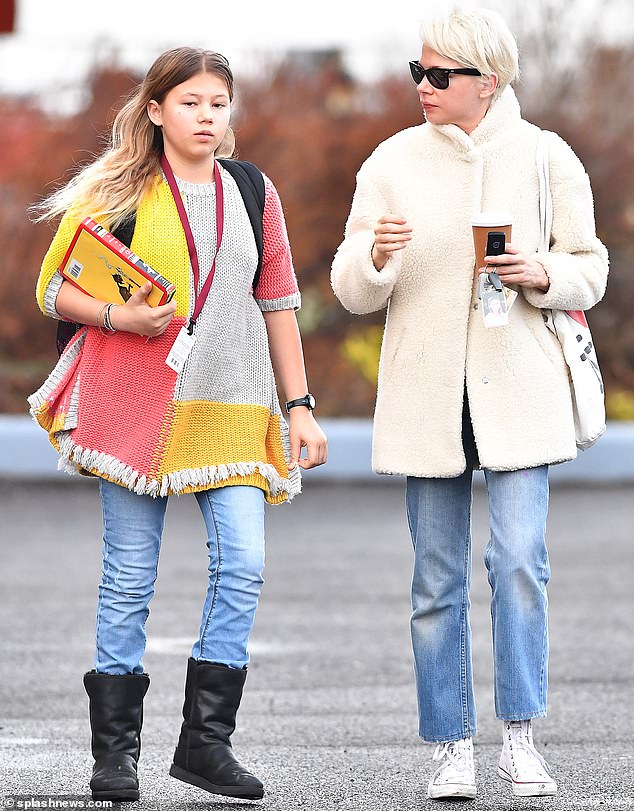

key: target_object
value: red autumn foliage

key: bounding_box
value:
[0,0,15,33]
[0,48,632,415]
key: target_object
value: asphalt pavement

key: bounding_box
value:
[1,479,633,810]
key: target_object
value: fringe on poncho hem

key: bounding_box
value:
[54,432,302,502]
[27,328,86,418]
[28,327,302,502]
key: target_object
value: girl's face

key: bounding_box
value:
[147,71,231,168]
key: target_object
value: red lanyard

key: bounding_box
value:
[160,154,224,334]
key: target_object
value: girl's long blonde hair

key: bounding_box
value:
[35,47,235,227]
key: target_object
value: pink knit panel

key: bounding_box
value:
[255,177,299,301]
[71,319,184,475]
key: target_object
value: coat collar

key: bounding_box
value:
[429,86,522,156]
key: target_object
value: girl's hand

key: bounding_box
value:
[372,214,412,270]
[288,409,328,470]
[479,243,550,291]
[110,282,177,336]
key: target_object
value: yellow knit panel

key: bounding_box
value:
[31,402,57,435]
[37,209,89,313]
[130,182,191,318]
[36,179,192,318]
[264,413,289,474]
[157,401,289,477]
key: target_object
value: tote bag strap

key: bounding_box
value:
[536,130,553,253]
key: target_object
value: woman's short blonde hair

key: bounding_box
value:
[420,7,519,98]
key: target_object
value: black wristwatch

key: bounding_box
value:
[285,394,316,413]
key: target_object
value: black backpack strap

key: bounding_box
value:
[113,213,137,250]
[55,320,82,357]
[217,158,265,291]
[55,214,137,355]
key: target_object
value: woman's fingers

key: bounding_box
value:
[375,218,412,238]
[480,246,549,290]
[373,215,412,266]
[376,230,412,243]
[376,240,411,254]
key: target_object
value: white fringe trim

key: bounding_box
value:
[30,326,302,503]
[54,431,302,501]
[27,330,87,419]
[66,373,81,430]
[279,411,302,500]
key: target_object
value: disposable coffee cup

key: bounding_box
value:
[471,212,513,269]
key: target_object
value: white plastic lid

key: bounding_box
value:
[470,211,513,227]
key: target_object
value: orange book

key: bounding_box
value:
[59,217,176,306]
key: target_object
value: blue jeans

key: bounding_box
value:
[96,480,265,675]
[406,465,550,743]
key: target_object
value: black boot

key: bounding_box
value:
[169,658,264,799]
[83,671,150,802]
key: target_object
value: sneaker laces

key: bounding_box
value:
[506,722,552,778]
[432,739,472,767]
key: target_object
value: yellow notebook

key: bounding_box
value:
[60,217,176,306]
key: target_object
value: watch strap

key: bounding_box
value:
[285,394,315,412]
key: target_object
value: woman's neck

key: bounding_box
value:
[460,99,493,136]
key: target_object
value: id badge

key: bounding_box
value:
[478,273,508,328]
[504,286,518,312]
[165,327,196,372]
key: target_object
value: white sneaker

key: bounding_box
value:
[427,737,476,800]
[498,720,557,797]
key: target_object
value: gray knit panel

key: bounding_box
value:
[173,170,281,413]
[43,270,64,319]
[257,291,301,312]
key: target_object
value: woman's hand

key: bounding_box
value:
[372,214,412,270]
[110,282,177,336]
[479,243,550,291]
[288,408,328,470]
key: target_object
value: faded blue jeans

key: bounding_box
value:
[406,464,550,743]
[96,480,265,675]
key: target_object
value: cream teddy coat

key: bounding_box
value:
[331,87,608,477]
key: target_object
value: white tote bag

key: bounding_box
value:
[537,132,606,450]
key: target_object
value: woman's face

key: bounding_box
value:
[147,71,231,166]
[415,46,496,134]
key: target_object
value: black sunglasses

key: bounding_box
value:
[409,61,482,90]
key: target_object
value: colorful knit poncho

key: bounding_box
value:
[29,167,302,504]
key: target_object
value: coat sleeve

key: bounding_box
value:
[524,131,608,311]
[330,166,403,315]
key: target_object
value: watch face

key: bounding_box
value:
[307,394,316,409]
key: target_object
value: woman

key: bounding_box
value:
[331,8,607,801]
[30,47,326,802]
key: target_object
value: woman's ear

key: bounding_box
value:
[479,73,498,100]
[147,100,161,126]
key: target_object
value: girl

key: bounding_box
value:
[30,47,327,803]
